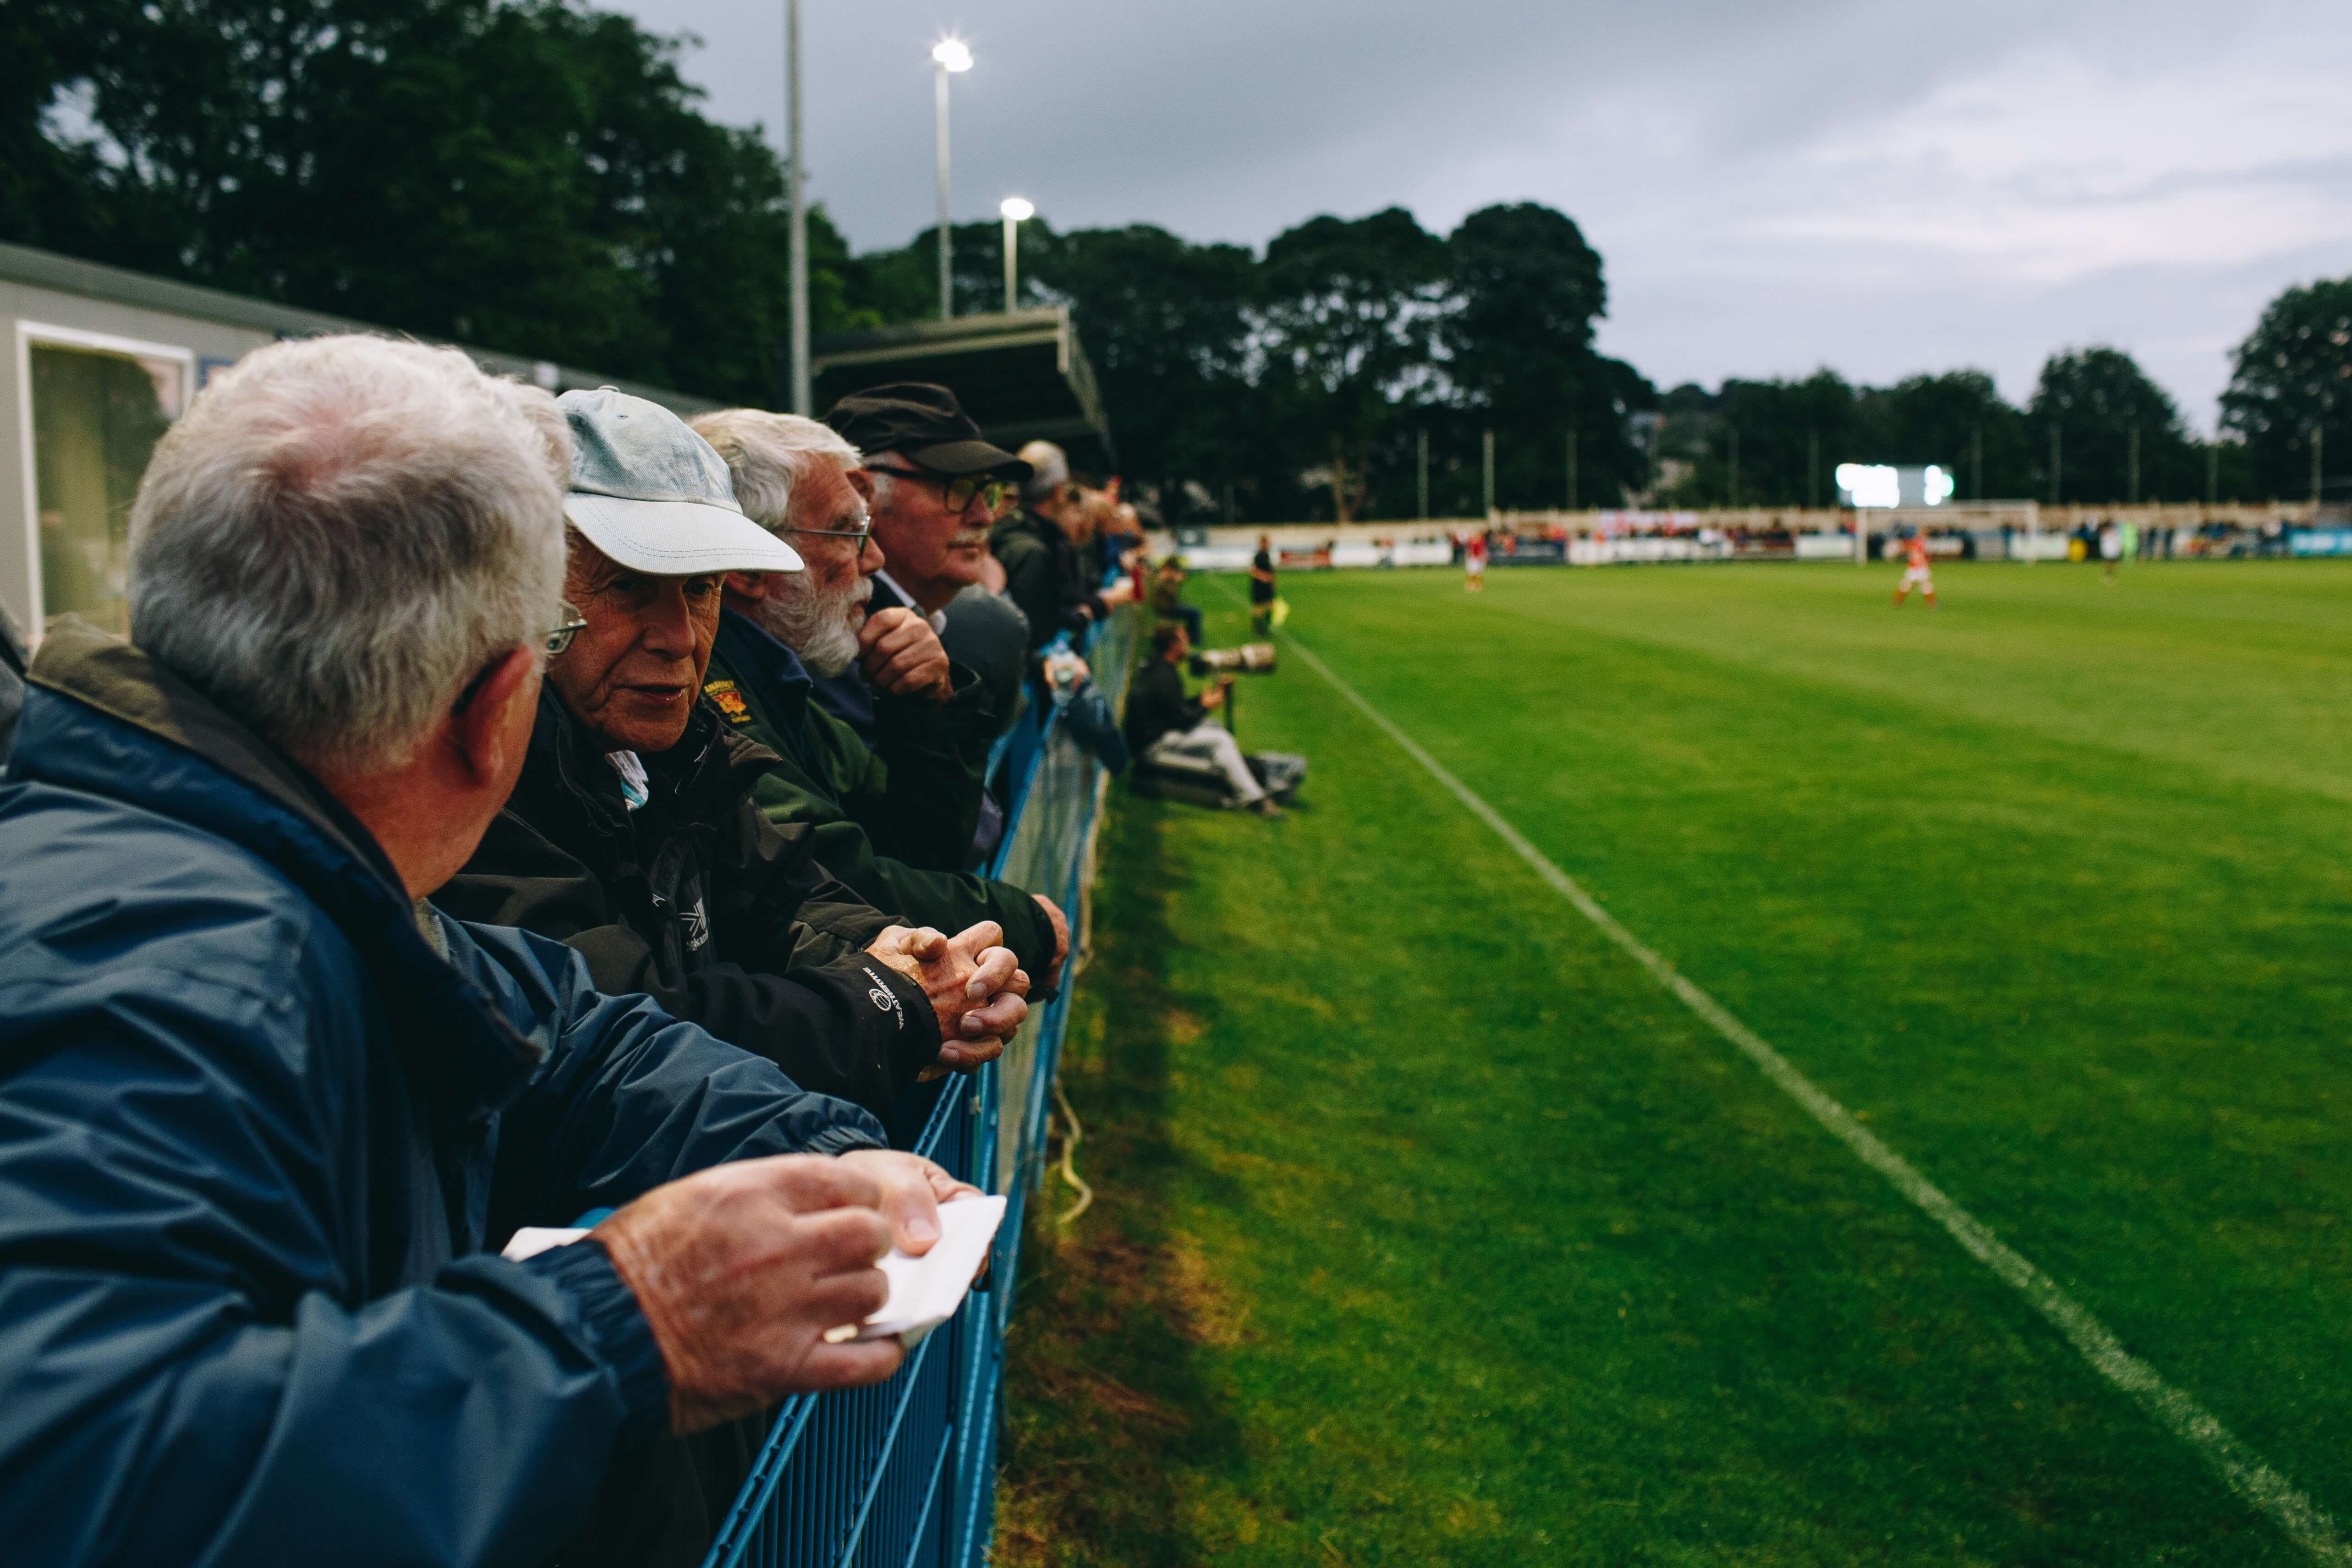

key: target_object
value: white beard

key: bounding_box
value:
[758,570,871,678]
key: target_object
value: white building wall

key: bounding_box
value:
[0,280,273,632]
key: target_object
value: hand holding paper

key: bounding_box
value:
[855,1195,1005,1346]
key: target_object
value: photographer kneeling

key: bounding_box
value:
[1124,622,1281,818]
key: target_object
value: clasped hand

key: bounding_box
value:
[867,921,1028,1076]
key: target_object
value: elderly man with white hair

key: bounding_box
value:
[0,336,976,1566]
[440,391,1033,1126]
[689,409,1067,993]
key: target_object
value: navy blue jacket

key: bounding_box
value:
[0,624,884,1567]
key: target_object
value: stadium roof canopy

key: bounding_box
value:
[812,306,1112,470]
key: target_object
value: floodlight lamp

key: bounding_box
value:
[932,38,973,71]
[1923,465,1955,506]
[1835,462,1901,509]
[999,197,1035,221]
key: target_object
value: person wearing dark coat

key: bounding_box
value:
[441,390,1031,1124]
[0,337,973,1568]
[438,681,952,1117]
[1126,620,1277,816]
[992,441,1105,652]
[686,407,1065,979]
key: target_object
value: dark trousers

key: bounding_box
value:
[1159,603,1203,643]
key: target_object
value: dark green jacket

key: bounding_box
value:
[438,683,941,1119]
[702,609,1058,985]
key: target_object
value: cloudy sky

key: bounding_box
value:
[610,0,2352,431]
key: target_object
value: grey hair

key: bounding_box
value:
[689,409,862,533]
[1018,439,1069,504]
[127,334,570,774]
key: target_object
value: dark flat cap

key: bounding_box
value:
[822,383,1032,481]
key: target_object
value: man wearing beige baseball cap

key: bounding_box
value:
[441,390,1031,1120]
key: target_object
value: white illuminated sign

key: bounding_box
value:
[1835,463,1901,509]
[1835,463,1956,508]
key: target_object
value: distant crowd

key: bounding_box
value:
[0,334,1231,1565]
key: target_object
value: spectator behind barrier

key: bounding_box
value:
[944,583,1033,741]
[688,408,1069,992]
[0,335,973,1568]
[810,383,1031,741]
[437,391,1029,1122]
[995,439,1109,651]
[1126,620,1280,818]
[1149,556,1204,645]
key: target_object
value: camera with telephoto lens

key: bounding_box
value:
[1188,642,1277,678]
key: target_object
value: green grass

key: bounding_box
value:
[998,561,2352,1565]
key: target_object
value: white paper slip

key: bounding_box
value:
[860,1194,1006,1347]
[503,1226,590,1262]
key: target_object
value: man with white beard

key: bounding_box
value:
[691,410,1069,1000]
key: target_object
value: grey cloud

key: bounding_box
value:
[617,0,2352,424]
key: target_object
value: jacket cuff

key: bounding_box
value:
[806,1121,888,1155]
[857,958,946,1095]
[520,1237,670,1450]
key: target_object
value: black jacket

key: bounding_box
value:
[1124,657,1207,754]
[992,507,1102,650]
[0,623,881,1568]
[438,685,942,1118]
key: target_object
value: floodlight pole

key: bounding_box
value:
[1566,427,1578,510]
[784,0,809,413]
[1417,427,1429,519]
[934,63,953,319]
[998,197,1032,312]
[1482,428,1495,519]
[929,41,975,320]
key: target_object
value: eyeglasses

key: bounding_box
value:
[865,464,1009,515]
[784,508,873,548]
[454,602,589,714]
[543,601,588,656]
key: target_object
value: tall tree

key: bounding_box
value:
[0,0,116,256]
[9,0,806,406]
[1706,372,1857,506]
[1255,208,1449,522]
[1444,203,1645,508]
[2027,347,2198,503]
[1034,225,1256,506]
[2220,277,2352,502]
[1857,371,2033,500]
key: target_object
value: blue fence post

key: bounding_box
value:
[697,607,1137,1568]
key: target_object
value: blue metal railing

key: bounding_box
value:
[700,606,1139,1568]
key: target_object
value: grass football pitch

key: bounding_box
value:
[997,560,2352,1566]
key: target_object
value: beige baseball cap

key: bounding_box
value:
[558,389,802,575]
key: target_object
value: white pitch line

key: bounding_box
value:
[1279,628,2349,1563]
